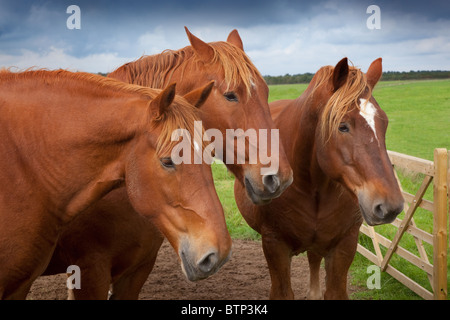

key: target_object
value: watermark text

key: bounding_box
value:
[171,121,280,176]
[66,265,81,289]
[366,265,381,289]
[366,5,381,30]
[66,5,81,30]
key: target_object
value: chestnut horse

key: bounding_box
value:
[0,70,231,299]
[110,27,293,198]
[42,28,292,299]
[235,58,404,300]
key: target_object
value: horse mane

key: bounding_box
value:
[309,64,371,143]
[0,69,203,156]
[0,68,161,99]
[109,41,262,98]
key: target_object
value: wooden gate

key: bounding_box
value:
[357,148,449,300]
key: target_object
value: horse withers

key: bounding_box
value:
[235,58,404,299]
[0,70,231,299]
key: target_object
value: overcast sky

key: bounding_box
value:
[1,0,449,75]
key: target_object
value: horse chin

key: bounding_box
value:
[359,206,383,226]
[178,241,231,282]
[244,177,273,205]
[180,260,207,282]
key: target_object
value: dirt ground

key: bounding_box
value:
[27,239,361,300]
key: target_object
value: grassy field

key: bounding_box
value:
[268,79,450,160]
[212,78,450,300]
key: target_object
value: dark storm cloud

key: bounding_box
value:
[0,0,449,73]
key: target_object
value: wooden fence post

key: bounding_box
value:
[448,150,450,250]
[433,148,448,300]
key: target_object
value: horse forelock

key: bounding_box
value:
[152,96,205,158]
[207,41,262,98]
[309,65,372,143]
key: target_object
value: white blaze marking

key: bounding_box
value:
[359,98,379,143]
[194,140,200,152]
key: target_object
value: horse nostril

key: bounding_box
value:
[373,203,385,219]
[263,174,280,194]
[373,202,402,223]
[197,251,219,274]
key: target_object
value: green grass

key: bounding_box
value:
[212,79,450,300]
[211,161,260,240]
[374,80,450,160]
[267,83,308,102]
[266,80,450,160]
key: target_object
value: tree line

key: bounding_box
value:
[97,70,450,84]
[263,70,450,85]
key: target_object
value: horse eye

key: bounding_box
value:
[338,123,350,133]
[223,92,238,102]
[160,157,175,169]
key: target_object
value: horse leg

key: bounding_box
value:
[262,234,294,299]
[0,254,52,300]
[3,282,34,300]
[0,210,59,299]
[109,258,157,300]
[307,251,323,300]
[109,238,162,300]
[69,261,111,300]
[323,224,360,300]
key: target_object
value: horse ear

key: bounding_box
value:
[183,81,215,108]
[150,83,176,119]
[227,29,244,51]
[366,58,382,89]
[184,26,214,62]
[332,57,349,92]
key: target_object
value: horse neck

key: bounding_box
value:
[48,92,147,152]
[59,93,147,217]
[276,88,330,191]
[3,81,148,218]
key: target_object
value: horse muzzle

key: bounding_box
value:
[358,192,404,226]
[244,171,293,205]
[179,241,231,281]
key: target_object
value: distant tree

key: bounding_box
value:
[264,70,450,85]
